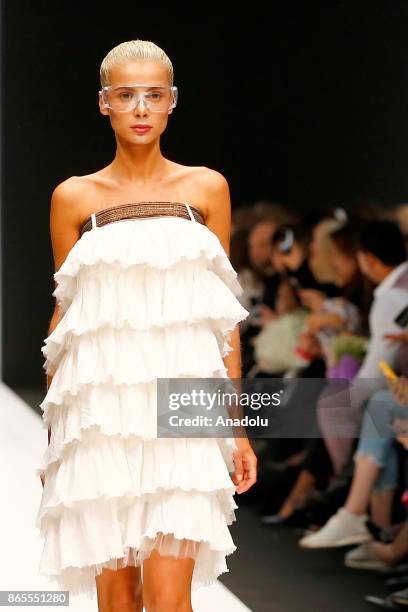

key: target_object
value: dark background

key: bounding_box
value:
[2,1,408,387]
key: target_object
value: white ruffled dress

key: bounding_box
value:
[35,201,250,599]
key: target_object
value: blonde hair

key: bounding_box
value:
[309,218,343,283]
[100,39,174,87]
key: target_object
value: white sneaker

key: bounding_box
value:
[299,507,372,549]
[344,542,387,570]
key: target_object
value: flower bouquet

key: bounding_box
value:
[325,334,369,381]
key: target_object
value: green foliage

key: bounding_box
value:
[330,334,369,364]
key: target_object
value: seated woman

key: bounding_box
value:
[262,222,372,526]
[299,369,408,550]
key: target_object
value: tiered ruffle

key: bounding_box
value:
[36,216,249,599]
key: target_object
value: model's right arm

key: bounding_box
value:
[46,178,83,443]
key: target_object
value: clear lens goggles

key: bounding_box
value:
[99,83,178,113]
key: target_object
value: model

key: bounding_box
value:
[35,39,257,612]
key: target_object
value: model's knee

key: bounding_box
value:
[109,586,143,612]
[143,586,191,612]
[110,592,143,612]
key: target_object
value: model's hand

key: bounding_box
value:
[231,438,257,494]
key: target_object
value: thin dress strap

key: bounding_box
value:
[91,213,97,229]
[185,203,196,222]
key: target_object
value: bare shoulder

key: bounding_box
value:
[185,166,231,218]
[191,166,230,197]
[50,175,92,225]
[189,166,232,254]
[49,176,95,274]
[51,174,89,198]
[198,166,230,213]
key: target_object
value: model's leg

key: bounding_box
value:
[96,565,143,612]
[142,538,196,612]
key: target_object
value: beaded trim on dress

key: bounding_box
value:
[80,201,205,236]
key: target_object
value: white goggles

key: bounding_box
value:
[99,83,178,113]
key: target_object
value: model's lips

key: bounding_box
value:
[130,125,152,133]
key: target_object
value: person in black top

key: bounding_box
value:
[248,219,282,312]
[271,222,341,298]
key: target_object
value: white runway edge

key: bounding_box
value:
[0,382,252,611]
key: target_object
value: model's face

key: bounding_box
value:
[99,60,173,142]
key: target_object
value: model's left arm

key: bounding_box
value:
[203,169,257,494]
[204,171,242,379]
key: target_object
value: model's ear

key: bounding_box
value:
[98,92,109,116]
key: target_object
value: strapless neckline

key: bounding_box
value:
[80,201,205,236]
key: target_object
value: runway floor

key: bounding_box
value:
[225,513,390,612]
